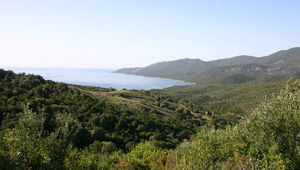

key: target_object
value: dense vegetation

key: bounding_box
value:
[169,79,300,169]
[116,47,300,84]
[0,69,201,153]
[158,80,284,117]
[0,67,299,169]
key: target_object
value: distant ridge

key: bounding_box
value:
[116,47,300,83]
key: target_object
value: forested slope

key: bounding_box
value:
[0,69,202,153]
[0,68,298,169]
[116,47,300,83]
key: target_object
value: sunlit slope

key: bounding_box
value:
[116,47,300,83]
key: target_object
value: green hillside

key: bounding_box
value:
[117,58,208,79]
[0,46,299,169]
[0,69,203,153]
[0,68,298,169]
[116,47,300,83]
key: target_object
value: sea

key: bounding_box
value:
[3,67,191,90]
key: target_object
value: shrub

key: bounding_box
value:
[2,106,81,169]
[167,79,300,169]
[117,142,169,169]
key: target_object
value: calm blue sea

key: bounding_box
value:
[3,67,191,90]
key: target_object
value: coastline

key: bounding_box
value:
[114,72,197,85]
[147,75,197,85]
[3,67,196,90]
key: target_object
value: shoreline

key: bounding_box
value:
[114,72,197,85]
[3,67,197,90]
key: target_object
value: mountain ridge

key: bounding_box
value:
[116,47,300,83]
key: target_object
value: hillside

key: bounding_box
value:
[0,69,205,152]
[116,47,300,83]
[117,58,207,79]
[0,68,298,169]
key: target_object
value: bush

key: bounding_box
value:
[2,106,81,169]
[65,145,122,170]
[167,79,300,169]
[117,142,169,169]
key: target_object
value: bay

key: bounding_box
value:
[3,67,191,90]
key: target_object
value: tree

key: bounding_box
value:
[3,106,81,169]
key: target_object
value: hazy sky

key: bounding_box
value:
[1,0,300,68]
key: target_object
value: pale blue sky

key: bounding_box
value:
[1,0,300,68]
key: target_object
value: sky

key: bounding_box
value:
[1,0,300,68]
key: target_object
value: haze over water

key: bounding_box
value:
[4,67,191,90]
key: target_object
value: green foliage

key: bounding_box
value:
[87,141,119,154]
[240,78,300,169]
[165,79,300,169]
[117,142,168,169]
[65,142,123,170]
[172,127,246,169]
[1,106,81,169]
[0,69,197,152]
[44,113,81,169]
[0,69,299,169]
[5,106,47,168]
[160,80,284,118]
